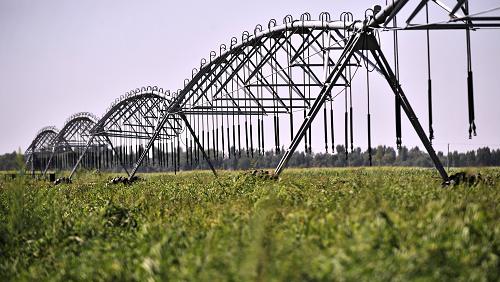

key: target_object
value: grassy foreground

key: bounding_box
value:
[0,167,499,281]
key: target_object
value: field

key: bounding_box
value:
[1,167,499,281]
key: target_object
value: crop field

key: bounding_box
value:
[1,167,499,281]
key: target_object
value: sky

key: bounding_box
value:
[1,0,499,155]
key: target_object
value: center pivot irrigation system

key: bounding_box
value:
[25,0,500,182]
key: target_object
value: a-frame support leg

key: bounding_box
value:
[42,148,56,176]
[275,31,449,182]
[69,136,94,180]
[369,45,449,181]
[128,113,171,180]
[128,111,218,180]
[69,135,131,180]
[104,136,130,177]
[179,113,218,177]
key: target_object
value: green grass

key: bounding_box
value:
[0,167,499,281]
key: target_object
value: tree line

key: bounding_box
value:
[2,146,500,172]
[196,145,500,171]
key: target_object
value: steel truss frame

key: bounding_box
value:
[27,0,500,182]
[128,0,500,182]
[42,112,106,175]
[25,126,59,175]
[68,87,184,179]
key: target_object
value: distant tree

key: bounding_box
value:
[476,147,491,166]
[493,149,500,166]
[465,151,476,166]
[348,147,363,166]
[451,151,460,167]
[335,145,347,166]
[382,147,396,165]
[0,151,20,171]
[396,146,409,165]
[374,145,385,166]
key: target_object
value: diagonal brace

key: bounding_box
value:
[275,32,362,175]
[179,113,218,177]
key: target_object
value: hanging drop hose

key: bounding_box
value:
[344,89,349,160]
[189,113,193,166]
[207,107,211,160]
[360,17,375,167]
[172,139,176,174]
[158,137,161,168]
[349,66,354,153]
[212,101,216,160]
[341,12,352,160]
[185,129,189,165]
[256,50,262,156]
[303,68,308,153]
[221,93,226,159]
[330,92,335,153]
[392,2,402,150]
[465,1,476,139]
[366,56,373,167]
[164,137,167,168]
[201,104,205,160]
[165,138,169,167]
[237,77,242,157]
[300,31,308,154]
[271,38,278,154]
[260,114,265,155]
[324,102,328,153]
[226,86,231,159]
[177,136,180,171]
[244,72,249,157]
[286,29,294,143]
[426,3,434,142]
[215,95,220,160]
[322,28,329,153]
[307,41,312,154]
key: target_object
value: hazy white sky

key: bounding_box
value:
[1,0,499,155]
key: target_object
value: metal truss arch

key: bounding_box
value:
[128,13,369,177]
[92,86,182,140]
[42,112,103,174]
[68,86,185,179]
[25,126,59,174]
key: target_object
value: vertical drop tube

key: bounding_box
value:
[368,114,372,166]
[393,9,402,149]
[465,2,476,138]
[330,93,335,153]
[395,71,402,149]
[260,118,264,155]
[177,136,180,171]
[349,87,354,152]
[467,70,476,138]
[185,133,189,165]
[426,3,434,141]
[207,115,211,160]
[366,60,373,167]
[324,104,328,153]
[344,99,348,160]
[212,112,216,160]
